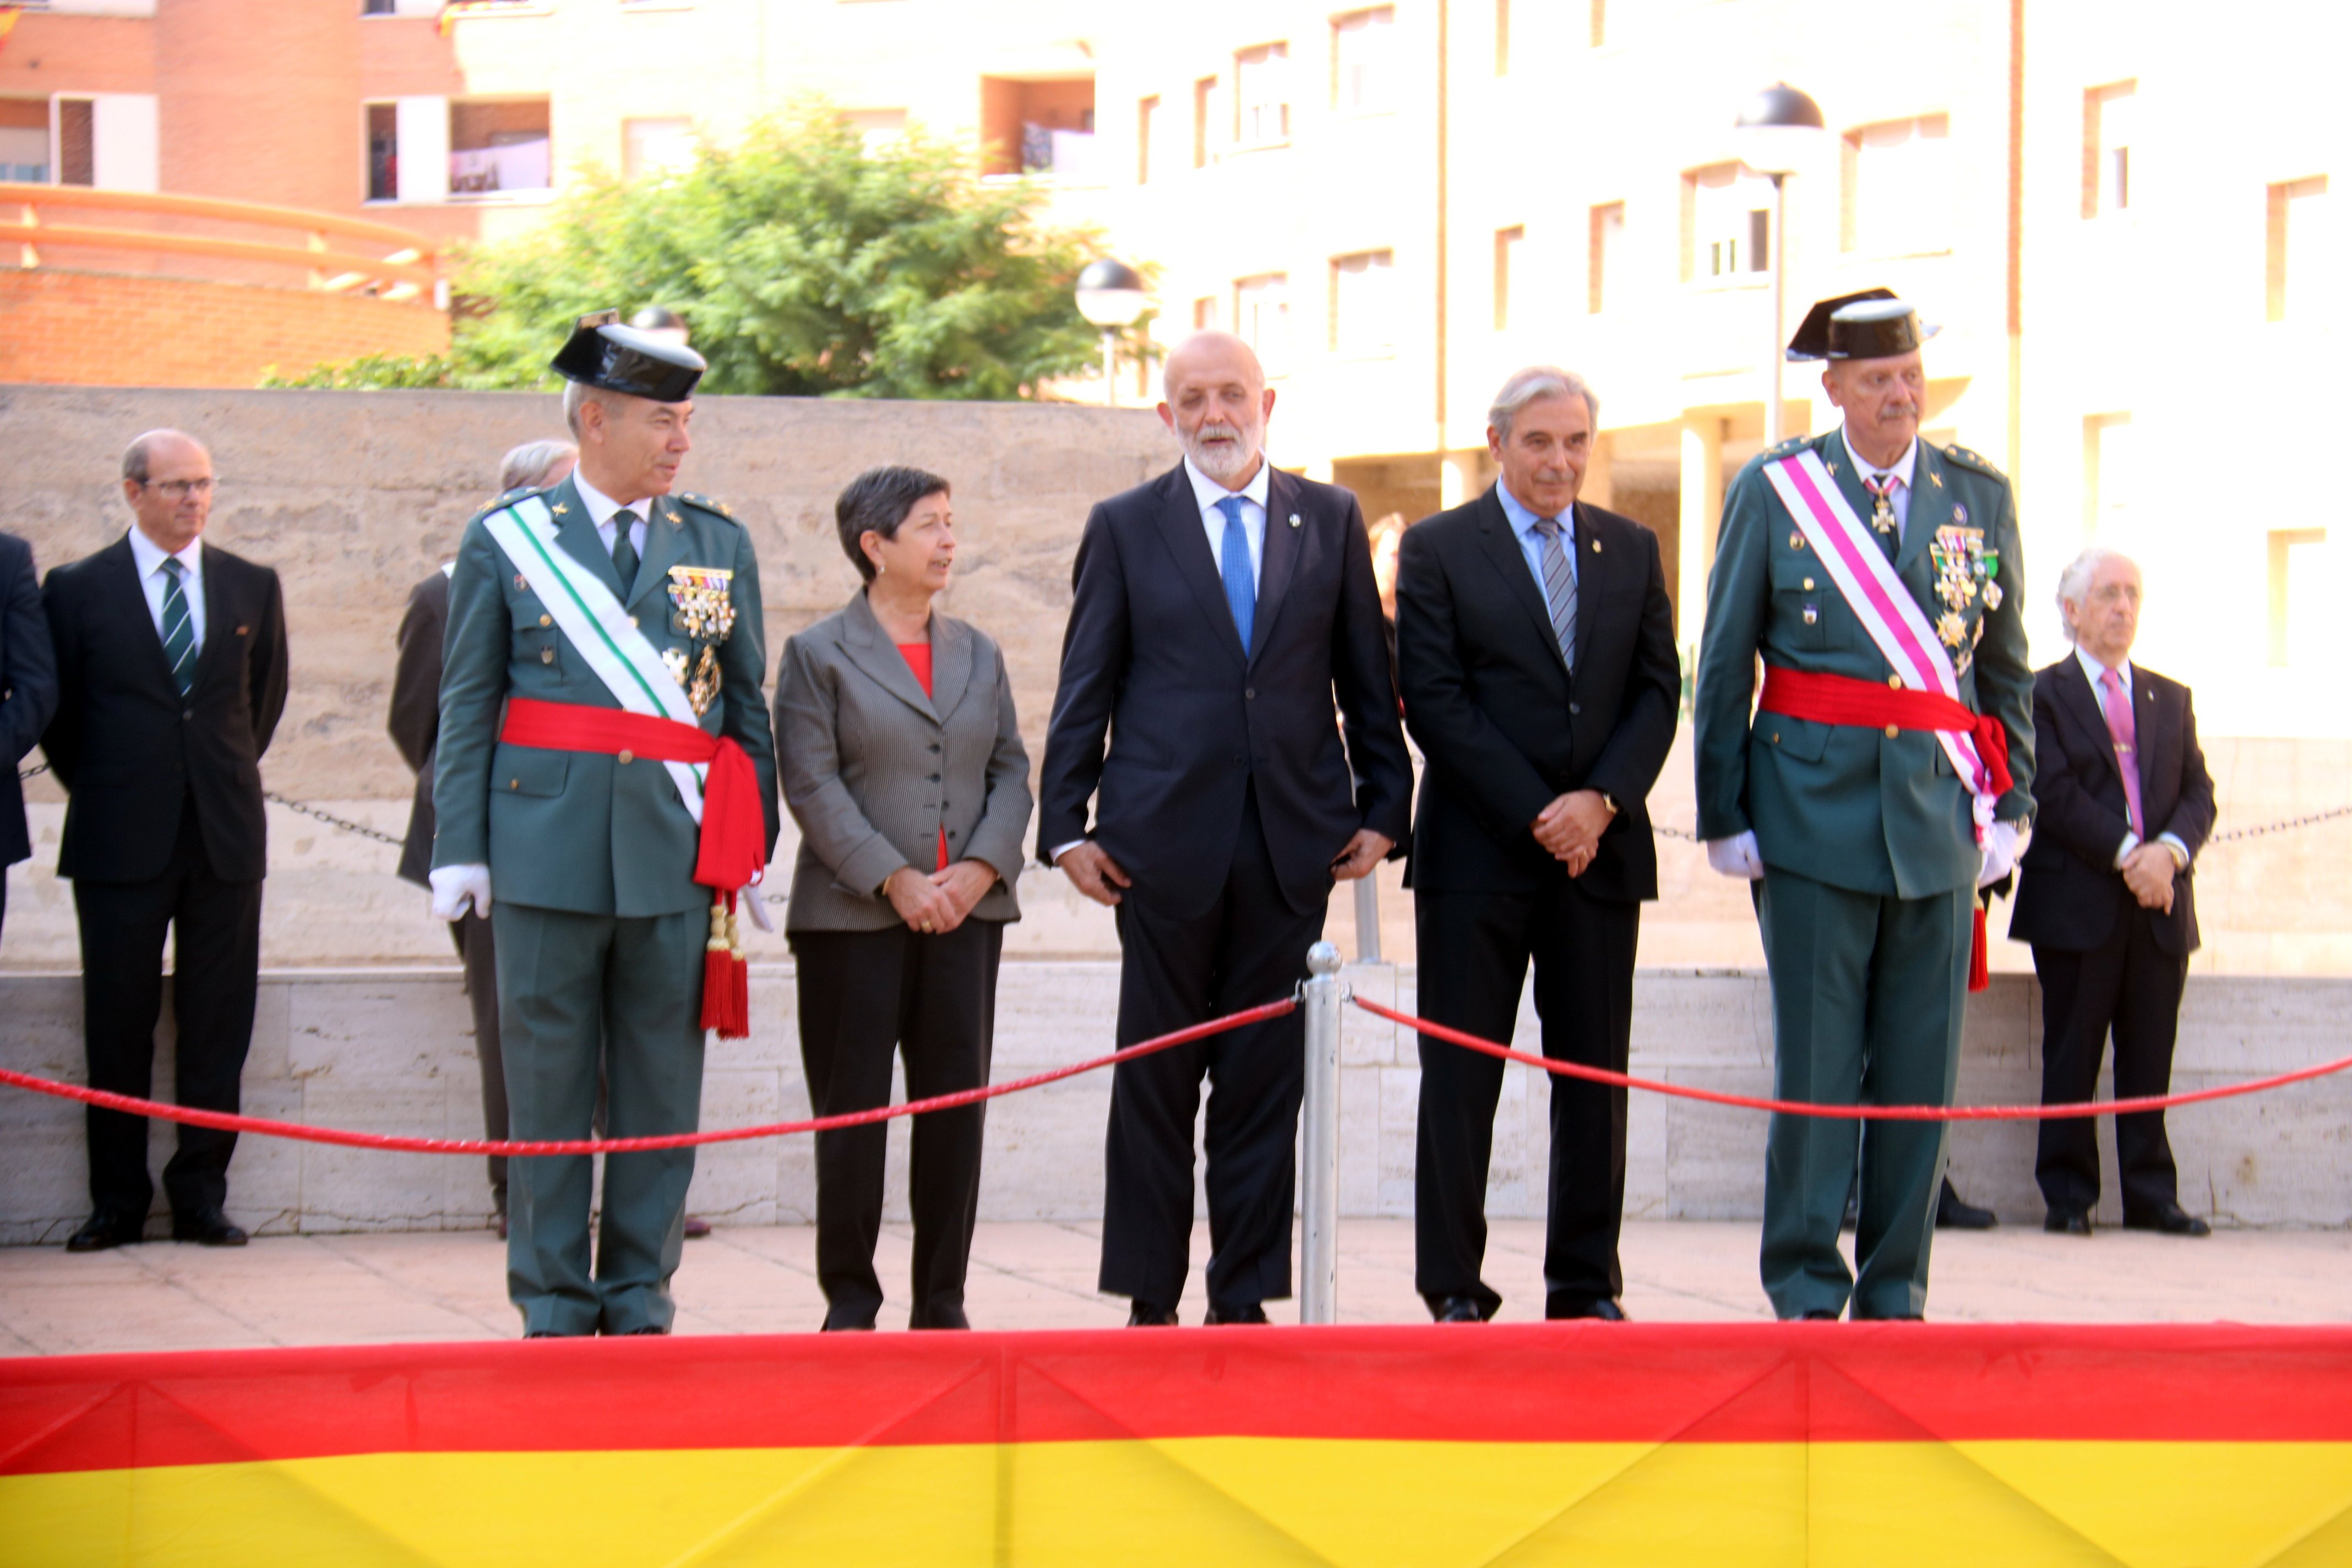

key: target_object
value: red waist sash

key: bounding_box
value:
[499,696,767,894]
[1757,666,2013,799]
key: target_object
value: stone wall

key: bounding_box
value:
[6,966,2346,1245]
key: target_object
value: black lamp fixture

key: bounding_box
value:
[1732,83,1825,444]
[1075,257,1150,407]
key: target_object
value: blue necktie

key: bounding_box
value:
[1217,495,1255,654]
[159,558,197,696]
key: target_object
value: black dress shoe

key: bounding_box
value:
[493,1212,508,1242]
[1936,1178,1999,1231]
[682,1215,712,1239]
[1126,1302,1180,1327]
[171,1212,248,1246]
[617,1325,669,1336]
[1799,1309,1843,1321]
[821,1305,879,1332]
[66,1213,143,1253]
[1431,1295,1489,1324]
[2125,1203,2212,1237]
[1547,1298,1629,1322]
[911,1304,972,1330]
[2044,1210,2094,1237]
[1204,1303,1270,1326]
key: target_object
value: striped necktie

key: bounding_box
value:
[1531,514,1578,671]
[159,557,197,696]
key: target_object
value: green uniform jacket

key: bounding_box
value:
[1694,429,2034,901]
[431,476,780,916]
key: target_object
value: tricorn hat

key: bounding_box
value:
[1785,288,1941,362]
[550,309,705,401]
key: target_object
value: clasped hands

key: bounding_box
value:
[1054,828,1395,908]
[885,860,1000,934]
[1533,790,1614,877]
[2121,842,2178,914]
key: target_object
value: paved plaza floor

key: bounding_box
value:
[3,1218,2347,1353]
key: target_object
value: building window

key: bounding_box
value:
[1234,272,1291,374]
[2267,176,2331,323]
[624,117,696,179]
[1588,202,1624,314]
[1137,95,1161,183]
[1684,162,1769,281]
[449,99,552,198]
[2083,82,2135,219]
[1843,113,1951,255]
[2082,412,2132,538]
[1193,76,1219,168]
[57,99,94,187]
[365,101,398,201]
[1234,43,1291,148]
[1493,226,1522,330]
[362,0,398,14]
[1330,250,1396,356]
[0,98,51,184]
[1194,295,1218,331]
[980,76,1095,178]
[2269,528,2333,667]
[1495,0,1510,74]
[1333,9,1395,114]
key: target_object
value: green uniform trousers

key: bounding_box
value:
[1755,867,1971,1321]
[494,901,706,1336]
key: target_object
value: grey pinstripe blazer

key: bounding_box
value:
[774,590,1031,932]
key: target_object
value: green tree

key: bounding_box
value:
[279,107,1114,398]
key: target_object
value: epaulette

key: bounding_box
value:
[1941,443,2007,480]
[470,483,546,520]
[1761,435,1810,460]
[673,491,738,522]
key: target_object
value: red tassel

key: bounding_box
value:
[699,892,749,1035]
[1968,905,1990,993]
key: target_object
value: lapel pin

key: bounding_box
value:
[235,624,249,636]
[1288,513,1302,528]
[514,574,530,592]
[551,503,569,516]
[1929,471,1945,489]
[1591,538,1603,553]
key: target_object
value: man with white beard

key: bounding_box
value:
[1038,331,1412,1325]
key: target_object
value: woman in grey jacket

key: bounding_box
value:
[774,466,1032,1331]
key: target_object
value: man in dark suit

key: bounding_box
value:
[1,529,59,944]
[2011,546,2215,1237]
[1396,368,1680,1322]
[41,429,288,1251]
[389,438,575,1237]
[1039,330,1413,1326]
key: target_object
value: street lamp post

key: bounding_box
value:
[1075,257,1149,408]
[1733,83,1825,447]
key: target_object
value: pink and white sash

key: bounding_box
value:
[1763,448,1998,838]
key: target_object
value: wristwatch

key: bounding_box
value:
[1599,792,1621,815]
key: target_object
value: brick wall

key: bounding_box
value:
[0,269,449,388]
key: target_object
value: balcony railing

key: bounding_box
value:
[0,183,440,301]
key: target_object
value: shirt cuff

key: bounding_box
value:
[2113,831,2140,871]
[1047,839,1087,865]
[2155,832,2191,869]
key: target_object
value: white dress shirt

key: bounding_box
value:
[1494,478,1576,597]
[126,525,205,654]
[1184,454,1270,589]
[571,469,651,563]
[2075,645,2190,871]
[1837,428,1917,542]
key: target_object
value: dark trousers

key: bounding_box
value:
[791,920,1003,1330]
[1098,787,1325,1314]
[2033,910,2187,1221]
[1414,880,1638,1317]
[73,797,264,1224]
[452,911,507,1213]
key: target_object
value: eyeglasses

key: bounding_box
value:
[141,478,215,499]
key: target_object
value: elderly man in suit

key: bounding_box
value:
[42,429,290,1251]
[1396,367,1679,1323]
[1,528,58,945]
[432,314,777,1336]
[1039,330,1413,1326]
[1694,291,2034,1321]
[390,438,575,1237]
[2011,547,2214,1237]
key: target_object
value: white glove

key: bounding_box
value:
[430,863,493,921]
[1977,820,2021,889]
[1706,831,1766,881]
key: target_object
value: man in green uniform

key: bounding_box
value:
[432,312,778,1336]
[1694,291,2033,1321]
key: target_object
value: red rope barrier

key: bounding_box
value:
[1352,994,2352,1121]
[0,998,1297,1156]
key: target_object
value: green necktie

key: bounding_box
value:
[611,508,641,597]
[159,558,197,696]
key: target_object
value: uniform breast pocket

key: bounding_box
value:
[492,743,569,798]
[512,627,563,678]
[1755,714,1831,764]
[1769,558,1834,651]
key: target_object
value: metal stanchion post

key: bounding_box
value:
[1351,874,1382,963]
[1299,941,1343,1324]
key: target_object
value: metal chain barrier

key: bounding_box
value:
[263,791,407,848]
[1656,806,2349,848]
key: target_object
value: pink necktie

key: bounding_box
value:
[2098,667,2144,836]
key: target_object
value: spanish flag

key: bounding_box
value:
[7,1323,2349,1564]
[0,8,24,58]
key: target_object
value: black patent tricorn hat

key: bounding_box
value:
[550,309,705,401]
[1785,288,1941,362]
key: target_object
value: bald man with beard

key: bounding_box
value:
[1038,331,1413,1326]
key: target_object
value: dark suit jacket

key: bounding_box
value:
[1,531,59,868]
[2011,655,2213,956]
[1396,486,1680,900]
[41,534,289,884]
[1037,461,1414,918]
[388,568,450,889]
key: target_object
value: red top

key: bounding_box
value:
[898,643,950,872]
